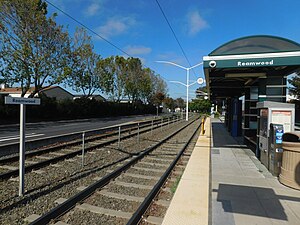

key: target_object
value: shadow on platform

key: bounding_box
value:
[213,183,300,221]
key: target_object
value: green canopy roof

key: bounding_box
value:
[209,35,300,56]
[203,35,300,100]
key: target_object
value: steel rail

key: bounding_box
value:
[127,117,202,224]
[29,117,199,225]
[0,116,168,164]
[0,116,180,180]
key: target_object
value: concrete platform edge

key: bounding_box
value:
[162,117,211,225]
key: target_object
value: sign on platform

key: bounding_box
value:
[4,96,40,196]
[5,96,41,105]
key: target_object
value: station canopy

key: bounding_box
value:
[203,35,300,99]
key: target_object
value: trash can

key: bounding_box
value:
[279,132,300,190]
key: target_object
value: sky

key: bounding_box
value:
[46,0,300,100]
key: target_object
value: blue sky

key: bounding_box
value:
[47,0,300,100]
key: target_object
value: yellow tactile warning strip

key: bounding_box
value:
[162,117,211,225]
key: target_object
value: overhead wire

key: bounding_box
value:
[45,0,131,57]
[154,0,199,80]
[44,0,173,84]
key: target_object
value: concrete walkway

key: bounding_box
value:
[211,118,300,225]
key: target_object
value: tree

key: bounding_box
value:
[164,97,175,111]
[67,27,101,97]
[149,73,167,105]
[189,99,211,114]
[151,92,165,109]
[175,97,185,109]
[124,57,144,102]
[288,74,300,99]
[0,0,70,97]
[139,68,154,104]
[97,56,127,102]
[97,56,115,99]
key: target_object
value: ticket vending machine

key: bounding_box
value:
[258,107,269,167]
[269,123,284,176]
[257,101,295,171]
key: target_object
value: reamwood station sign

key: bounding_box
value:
[5,96,40,105]
[237,59,274,67]
[204,54,300,69]
[4,96,40,196]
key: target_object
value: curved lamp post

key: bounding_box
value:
[156,60,203,121]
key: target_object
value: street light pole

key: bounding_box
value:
[156,61,203,121]
[186,68,189,121]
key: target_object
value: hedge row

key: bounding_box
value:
[0,96,157,124]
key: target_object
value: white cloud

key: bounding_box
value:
[95,17,136,39]
[187,10,208,36]
[85,2,101,16]
[124,45,152,55]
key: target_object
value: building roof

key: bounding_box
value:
[0,86,74,96]
[0,87,32,94]
[203,35,300,100]
[209,35,300,56]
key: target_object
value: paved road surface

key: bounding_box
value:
[0,115,157,146]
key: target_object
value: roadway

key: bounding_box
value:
[0,115,157,147]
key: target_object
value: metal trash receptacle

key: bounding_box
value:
[279,132,300,190]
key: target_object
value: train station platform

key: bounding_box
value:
[162,117,300,225]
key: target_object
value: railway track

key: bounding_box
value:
[0,115,200,224]
[0,115,179,180]
[30,117,202,225]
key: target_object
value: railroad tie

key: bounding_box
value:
[76,203,132,219]
[132,166,165,173]
[49,152,65,156]
[97,190,144,202]
[53,221,69,225]
[145,216,164,225]
[138,161,167,167]
[123,172,159,180]
[24,214,40,223]
[0,165,18,170]
[32,169,45,174]
[54,197,68,204]
[113,181,153,190]
[145,157,173,162]
[35,155,52,160]
[25,160,36,165]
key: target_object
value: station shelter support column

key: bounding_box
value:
[230,98,242,137]
[244,88,250,131]
[258,76,286,103]
[224,97,242,137]
[225,98,232,132]
[243,86,259,138]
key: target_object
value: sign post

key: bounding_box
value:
[5,97,41,196]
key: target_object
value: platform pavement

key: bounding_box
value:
[162,117,300,225]
[211,118,300,225]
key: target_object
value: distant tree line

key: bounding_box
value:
[0,96,157,124]
[0,0,167,107]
